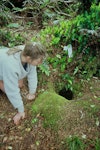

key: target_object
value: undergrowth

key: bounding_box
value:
[33,3,100,93]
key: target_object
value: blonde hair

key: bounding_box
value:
[7,42,46,61]
[23,42,46,60]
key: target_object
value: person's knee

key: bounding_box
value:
[0,80,5,92]
[19,84,23,88]
[18,79,23,88]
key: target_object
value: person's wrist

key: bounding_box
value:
[26,93,36,100]
[13,112,25,125]
[18,105,24,113]
[18,112,24,114]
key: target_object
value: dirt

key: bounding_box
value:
[0,77,100,150]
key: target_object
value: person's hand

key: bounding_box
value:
[13,112,25,125]
[26,93,36,100]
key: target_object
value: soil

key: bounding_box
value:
[0,77,100,150]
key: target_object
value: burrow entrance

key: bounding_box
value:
[59,87,74,100]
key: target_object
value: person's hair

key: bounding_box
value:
[7,47,22,55]
[22,42,46,60]
[7,42,46,61]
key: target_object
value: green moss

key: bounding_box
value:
[32,91,69,129]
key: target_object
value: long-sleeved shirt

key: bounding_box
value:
[0,45,37,112]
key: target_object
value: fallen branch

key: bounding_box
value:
[79,28,100,37]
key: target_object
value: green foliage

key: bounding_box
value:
[48,52,67,71]
[75,4,100,29]
[0,11,10,26]
[7,23,20,28]
[33,3,100,82]
[47,51,74,91]
[95,138,100,150]
[61,136,100,150]
[0,30,25,47]
[39,4,100,48]
[0,1,12,26]
[64,136,85,150]
[74,56,98,79]
[32,3,100,95]
[8,33,25,47]
[62,73,74,91]
[39,60,50,76]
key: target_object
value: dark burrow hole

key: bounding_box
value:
[59,87,74,100]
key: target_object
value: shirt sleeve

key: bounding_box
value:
[27,66,38,94]
[3,64,24,113]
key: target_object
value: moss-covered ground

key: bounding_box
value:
[0,78,100,150]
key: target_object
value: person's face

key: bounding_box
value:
[27,57,43,66]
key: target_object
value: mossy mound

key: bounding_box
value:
[31,87,100,138]
[32,91,70,129]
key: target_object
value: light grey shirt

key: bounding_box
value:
[0,46,37,112]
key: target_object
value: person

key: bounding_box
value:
[0,42,46,125]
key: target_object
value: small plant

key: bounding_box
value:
[62,73,74,91]
[95,138,100,150]
[39,60,50,76]
[0,29,25,47]
[74,56,98,79]
[7,23,20,28]
[8,33,25,47]
[32,118,38,124]
[0,2,12,27]
[64,136,85,150]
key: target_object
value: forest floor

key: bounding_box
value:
[0,77,100,150]
[0,18,100,149]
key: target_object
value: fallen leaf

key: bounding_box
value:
[3,137,8,143]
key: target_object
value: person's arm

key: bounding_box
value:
[27,66,38,100]
[3,64,25,124]
[3,71,24,112]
